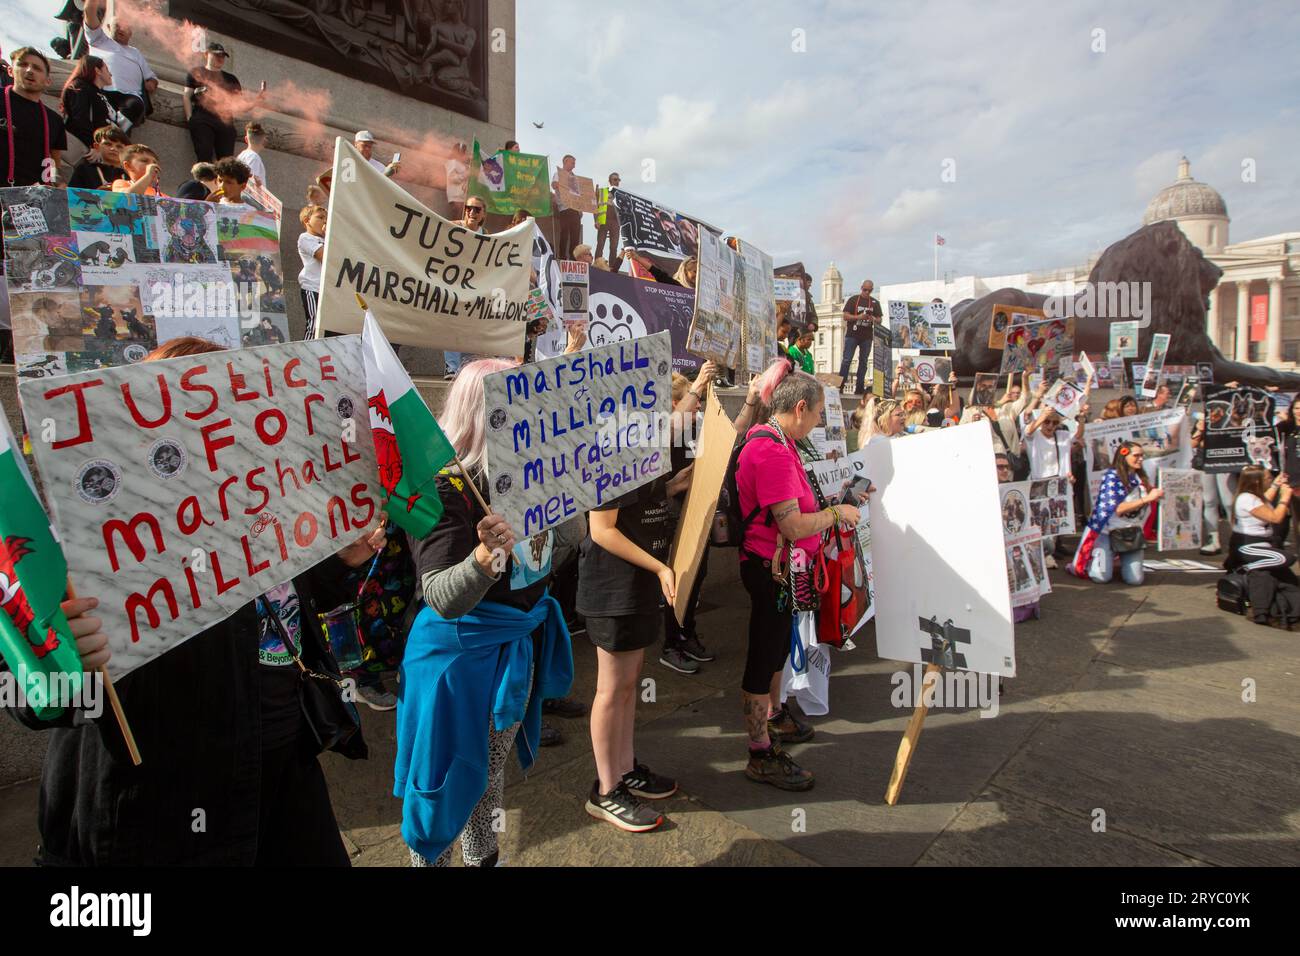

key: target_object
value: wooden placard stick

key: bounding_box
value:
[884,661,941,805]
[66,580,141,766]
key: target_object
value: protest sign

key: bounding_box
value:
[1109,352,1128,388]
[816,372,845,389]
[872,323,893,397]
[317,138,531,356]
[810,452,874,630]
[1043,378,1086,420]
[988,304,1044,351]
[1158,364,1197,398]
[1139,333,1171,398]
[526,287,556,330]
[483,332,673,537]
[554,168,597,214]
[1006,529,1049,608]
[2,186,287,380]
[1000,316,1075,377]
[559,259,590,324]
[468,140,552,216]
[242,179,283,222]
[1201,384,1277,474]
[893,350,921,389]
[970,372,1000,407]
[810,385,847,458]
[1001,478,1075,539]
[688,228,741,368]
[19,337,380,677]
[735,239,778,376]
[1157,468,1204,551]
[1197,362,1214,384]
[667,396,734,625]
[863,424,1015,676]
[575,266,701,374]
[888,299,954,349]
[1083,408,1191,495]
[911,354,952,387]
[1109,320,1139,358]
[610,188,706,261]
[530,227,569,359]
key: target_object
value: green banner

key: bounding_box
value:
[468,141,552,217]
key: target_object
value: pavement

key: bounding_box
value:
[3,550,1298,868]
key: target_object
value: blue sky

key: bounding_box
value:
[9,1,1298,296]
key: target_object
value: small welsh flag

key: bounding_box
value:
[362,312,457,538]
[0,404,84,720]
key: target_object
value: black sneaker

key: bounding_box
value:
[767,702,814,744]
[659,646,700,674]
[585,780,665,832]
[542,696,587,719]
[679,634,715,662]
[622,760,678,800]
[540,721,563,747]
[745,743,814,791]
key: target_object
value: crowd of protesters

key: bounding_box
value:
[3,16,1296,870]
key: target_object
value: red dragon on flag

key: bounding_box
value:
[0,536,61,659]
[366,390,422,515]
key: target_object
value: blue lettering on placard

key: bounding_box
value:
[524,490,577,535]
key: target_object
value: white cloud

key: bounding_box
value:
[878,189,943,233]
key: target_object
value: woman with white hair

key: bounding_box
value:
[734,359,861,791]
[396,359,576,867]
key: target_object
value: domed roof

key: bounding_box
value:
[1143,157,1227,225]
[822,260,842,280]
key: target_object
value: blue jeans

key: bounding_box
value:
[838,335,870,392]
[444,351,463,376]
[1088,532,1145,585]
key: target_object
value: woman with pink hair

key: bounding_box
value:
[733,359,860,791]
[395,359,576,867]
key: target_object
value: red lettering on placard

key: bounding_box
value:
[303,393,324,435]
[120,374,172,428]
[226,362,259,401]
[244,467,270,515]
[126,578,179,643]
[275,458,301,496]
[200,418,235,471]
[284,358,307,388]
[254,408,288,446]
[326,495,351,538]
[294,511,318,547]
[176,494,216,535]
[242,534,271,577]
[102,512,165,572]
[211,549,242,595]
[43,379,105,449]
[350,483,376,526]
[180,365,218,420]
[318,355,337,382]
[342,441,361,464]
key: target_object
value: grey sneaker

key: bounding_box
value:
[679,634,716,662]
[585,780,665,832]
[357,681,398,712]
[659,646,700,674]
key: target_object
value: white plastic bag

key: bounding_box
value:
[780,611,831,716]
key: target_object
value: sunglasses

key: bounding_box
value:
[465,205,485,213]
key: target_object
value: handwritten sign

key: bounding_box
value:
[554,168,598,214]
[317,138,531,356]
[484,332,673,537]
[19,337,380,676]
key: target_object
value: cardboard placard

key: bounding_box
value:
[554,168,598,214]
[483,332,673,537]
[667,396,735,624]
[988,304,1045,351]
[19,337,380,677]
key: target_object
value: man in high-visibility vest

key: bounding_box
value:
[595,171,621,265]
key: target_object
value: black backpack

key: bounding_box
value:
[712,428,782,548]
[1216,570,1249,615]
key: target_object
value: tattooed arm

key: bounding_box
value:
[769,498,859,542]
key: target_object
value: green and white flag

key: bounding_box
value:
[362,312,457,538]
[0,405,84,720]
[468,140,552,216]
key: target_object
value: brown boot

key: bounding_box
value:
[745,742,814,791]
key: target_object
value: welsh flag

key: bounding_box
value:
[0,404,84,720]
[362,313,457,538]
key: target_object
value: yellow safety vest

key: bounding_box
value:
[595,186,610,226]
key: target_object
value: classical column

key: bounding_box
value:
[1205,286,1219,351]
[1235,281,1251,362]
[1266,276,1285,367]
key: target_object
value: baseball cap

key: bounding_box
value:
[206,42,229,56]
[355,130,376,143]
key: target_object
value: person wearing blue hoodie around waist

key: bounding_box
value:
[395,358,576,868]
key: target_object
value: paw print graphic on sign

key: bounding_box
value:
[588,292,648,348]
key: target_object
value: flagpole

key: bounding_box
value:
[354,292,499,521]
[66,580,141,766]
[933,234,938,282]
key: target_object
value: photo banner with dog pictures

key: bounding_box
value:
[810,386,847,458]
[1201,384,1277,474]
[468,141,552,216]
[18,337,380,677]
[1000,478,1075,540]
[688,228,742,369]
[988,304,1045,351]
[317,139,531,356]
[888,299,954,349]
[609,188,707,262]
[1158,468,1204,551]
[1005,529,1050,608]
[483,332,673,538]
[1083,408,1191,496]
[1000,316,1075,378]
[2,186,287,382]
[735,239,778,377]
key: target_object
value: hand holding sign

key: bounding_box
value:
[338,513,389,567]
[475,513,516,575]
[61,596,111,670]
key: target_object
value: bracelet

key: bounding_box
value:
[744,398,757,407]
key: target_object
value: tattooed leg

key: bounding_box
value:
[743,692,770,747]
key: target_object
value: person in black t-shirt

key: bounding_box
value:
[67,124,129,190]
[184,43,260,162]
[2,48,68,186]
[839,279,883,395]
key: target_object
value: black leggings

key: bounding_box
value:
[739,552,791,695]
[189,112,237,162]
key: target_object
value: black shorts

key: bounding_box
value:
[586,611,660,653]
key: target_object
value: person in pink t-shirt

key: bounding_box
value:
[734,359,860,792]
